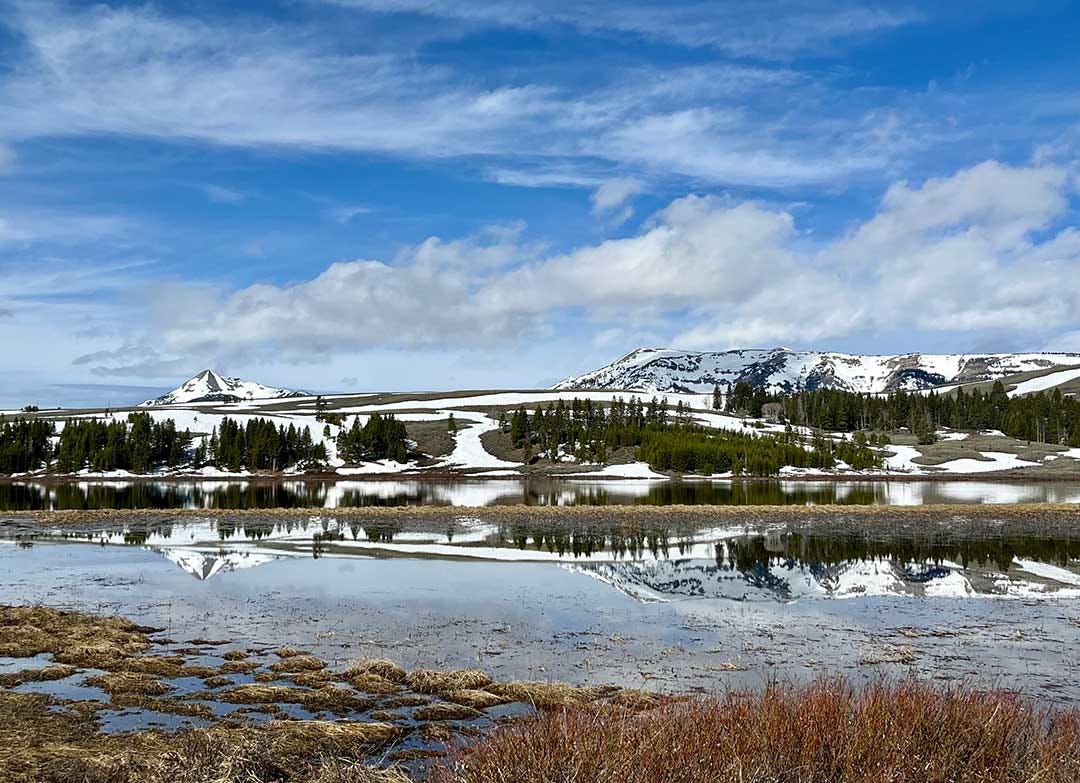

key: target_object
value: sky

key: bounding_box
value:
[2,0,1080,407]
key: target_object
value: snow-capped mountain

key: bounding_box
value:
[140,370,306,406]
[555,347,1080,394]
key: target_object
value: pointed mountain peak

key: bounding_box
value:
[140,370,307,406]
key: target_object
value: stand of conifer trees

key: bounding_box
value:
[335,412,409,463]
[725,381,1080,446]
[203,417,329,471]
[54,412,191,473]
[504,396,868,474]
[0,417,55,474]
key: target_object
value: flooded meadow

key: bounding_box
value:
[3,499,1080,721]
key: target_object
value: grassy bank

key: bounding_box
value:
[434,680,1080,783]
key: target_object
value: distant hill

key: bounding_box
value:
[140,369,306,406]
[554,347,1080,395]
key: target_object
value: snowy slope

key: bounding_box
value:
[555,347,1080,394]
[141,370,306,406]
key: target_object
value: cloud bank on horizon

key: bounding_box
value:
[1,0,1079,405]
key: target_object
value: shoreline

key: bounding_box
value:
[3,469,1080,484]
[9,501,1080,528]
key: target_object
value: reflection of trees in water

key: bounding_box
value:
[636,482,885,506]
[0,479,890,511]
[489,520,1079,572]
[722,533,1080,573]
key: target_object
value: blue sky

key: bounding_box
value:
[2,0,1080,406]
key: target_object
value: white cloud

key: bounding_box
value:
[591,177,645,220]
[330,205,371,224]
[0,4,921,191]
[325,1,917,58]
[71,159,1080,380]
[0,3,557,158]
[202,184,247,205]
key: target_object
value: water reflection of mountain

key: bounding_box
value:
[564,555,1077,602]
[157,548,281,580]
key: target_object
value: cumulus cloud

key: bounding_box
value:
[76,159,1080,377]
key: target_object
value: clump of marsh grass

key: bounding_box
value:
[443,689,506,710]
[219,660,259,675]
[344,658,407,683]
[413,702,483,721]
[286,670,335,688]
[0,605,152,665]
[432,679,1080,783]
[217,684,372,714]
[484,681,613,709]
[0,664,76,688]
[85,671,173,697]
[407,668,492,694]
[270,655,327,673]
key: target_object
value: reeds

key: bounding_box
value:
[432,679,1080,783]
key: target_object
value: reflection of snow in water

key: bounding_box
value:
[120,519,1080,604]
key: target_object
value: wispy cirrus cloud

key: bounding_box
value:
[202,184,247,205]
[0,3,930,192]
[325,0,919,58]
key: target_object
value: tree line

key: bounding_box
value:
[0,413,348,475]
[502,396,880,474]
[199,417,329,471]
[721,381,1080,446]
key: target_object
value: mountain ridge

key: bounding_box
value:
[555,347,1080,395]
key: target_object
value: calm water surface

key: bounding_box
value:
[3,477,1080,510]
[3,511,1079,706]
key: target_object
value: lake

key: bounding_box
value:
[3,508,1079,713]
[3,476,1080,511]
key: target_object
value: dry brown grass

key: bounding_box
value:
[85,671,173,697]
[345,658,407,683]
[217,684,372,714]
[0,690,405,783]
[271,654,327,673]
[202,675,233,689]
[432,679,1080,783]
[348,673,402,695]
[276,646,308,658]
[485,681,613,709]
[304,761,412,783]
[219,659,260,674]
[0,664,76,687]
[413,702,484,721]
[0,605,152,665]
[222,649,250,661]
[407,668,492,694]
[607,689,663,712]
[287,670,336,688]
[443,689,506,709]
